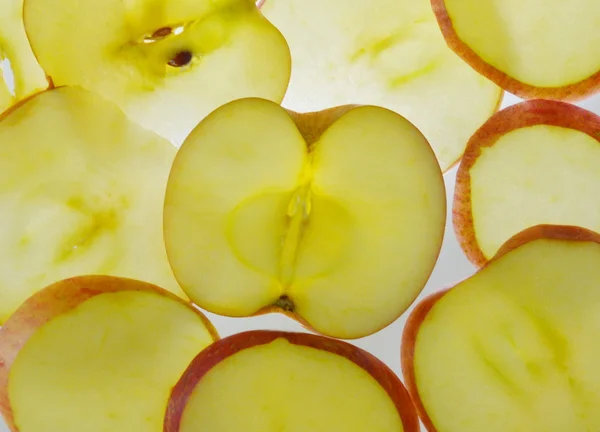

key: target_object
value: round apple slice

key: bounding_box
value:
[432,0,600,100]
[23,0,291,145]
[165,330,419,432]
[164,98,446,339]
[0,85,184,323]
[454,100,600,266]
[258,0,502,171]
[401,225,600,432]
[0,275,219,432]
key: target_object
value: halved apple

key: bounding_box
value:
[23,0,291,145]
[0,275,219,432]
[0,0,48,111]
[402,225,600,432]
[258,0,502,171]
[0,85,184,323]
[432,0,600,100]
[164,97,446,339]
[453,99,600,266]
[165,330,419,432]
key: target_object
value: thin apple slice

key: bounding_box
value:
[258,0,502,171]
[23,0,291,145]
[454,100,600,266]
[165,330,419,432]
[0,0,49,111]
[401,225,600,432]
[432,0,600,100]
[164,98,446,339]
[0,275,218,432]
[0,85,184,323]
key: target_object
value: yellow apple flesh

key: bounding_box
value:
[0,86,184,323]
[0,275,218,432]
[164,97,446,339]
[259,0,502,171]
[23,0,291,145]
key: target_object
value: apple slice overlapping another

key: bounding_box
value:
[432,0,600,100]
[258,0,502,171]
[0,0,48,112]
[454,99,600,267]
[0,275,219,432]
[0,85,185,324]
[165,330,419,432]
[401,225,600,432]
[164,98,446,339]
[23,0,291,146]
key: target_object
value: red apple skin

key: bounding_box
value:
[0,275,219,432]
[400,224,600,432]
[165,330,420,432]
[453,100,600,267]
[431,0,600,101]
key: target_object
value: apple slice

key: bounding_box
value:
[0,275,219,432]
[453,99,600,267]
[402,225,600,432]
[164,97,446,339]
[258,0,502,171]
[432,0,600,100]
[165,330,419,432]
[0,85,185,323]
[0,0,49,111]
[23,0,291,145]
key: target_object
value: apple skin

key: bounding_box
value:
[453,99,600,267]
[165,330,420,432]
[0,275,219,432]
[400,224,600,432]
[431,0,600,101]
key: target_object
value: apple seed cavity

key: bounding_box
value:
[168,51,193,68]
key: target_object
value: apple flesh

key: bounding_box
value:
[0,275,218,432]
[402,225,600,432]
[165,330,419,432]
[23,0,291,145]
[432,0,600,100]
[0,85,185,323]
[163,97,446,339]
[258,0,502,171]
[453,99,600,266]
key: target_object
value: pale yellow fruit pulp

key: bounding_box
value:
[0,86,184,323]
[9,290,215,432]
[180,338,403,432]
[414,239,600,432]
[469,124,600,259]
[164,98,446,338]
[259,0,501,170]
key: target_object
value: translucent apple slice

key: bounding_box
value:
[0,0,49,110]
[164,98,446,339]
[432,0,600,100]
[23,0,291,145]
[401,225,600,432]
[0,275,219,432]
[165,330,419,432]
[454,100,600,266]
[258,0,502,171]
[0,86,184,323]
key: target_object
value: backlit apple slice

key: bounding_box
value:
[0,85,185,323]
[401,225,600,432]
[453,100,600,266]
[258,0,502,171]
[164,98,446,339]
[165,330,419,432]
[432,0,600,100]
[0,0,48,110]
[23,0,291,145]
[0,275,219,432]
